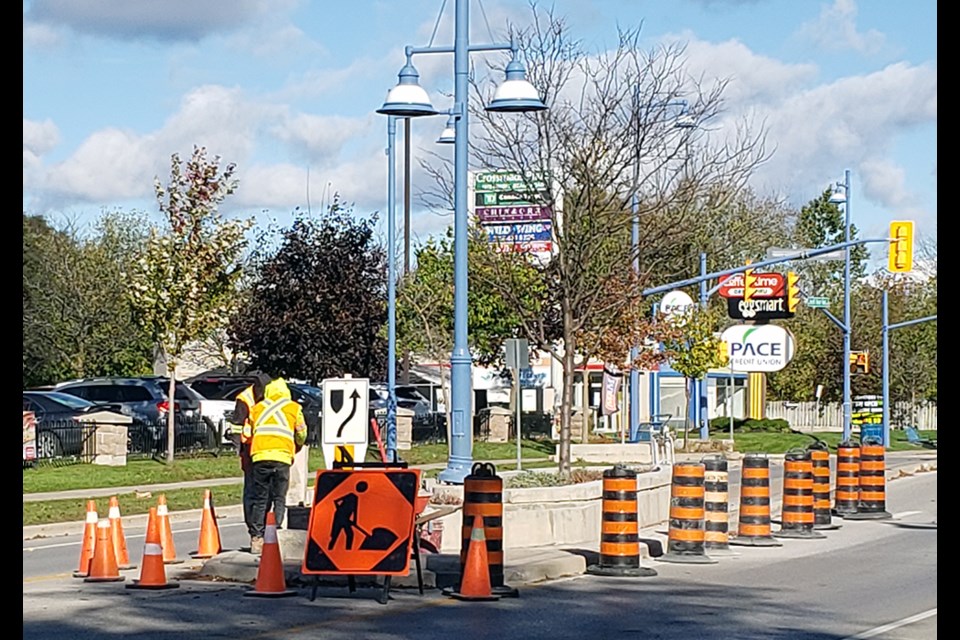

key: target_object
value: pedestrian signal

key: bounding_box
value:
[888,221,914,273]
[849,351,869,374]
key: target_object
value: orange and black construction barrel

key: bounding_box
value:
[807,441,841,530]
[657,463,717,564]
[844,438,892,520]
[833,440,860,517]
[701,455,730,552]
[456,462,519,597]
[729,453,782,547]
[587,465,657,577]
[774,448,825,539]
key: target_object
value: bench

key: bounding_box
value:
[904,426,936,448]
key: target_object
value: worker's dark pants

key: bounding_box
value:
[249,460,291,538]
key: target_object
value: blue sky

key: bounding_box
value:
[23,0,936,266]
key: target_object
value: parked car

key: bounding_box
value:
[53,376,211,450]
[370,384,432,420]
[22,390,131,458]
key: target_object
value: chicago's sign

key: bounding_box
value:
[720,324,796,372]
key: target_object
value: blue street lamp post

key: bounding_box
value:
[377,0,545,483]
[829,169,853,442]
[385,116,399,460]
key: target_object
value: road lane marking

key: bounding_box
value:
[842,608,937,639]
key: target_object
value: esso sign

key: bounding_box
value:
[720,324,796,372]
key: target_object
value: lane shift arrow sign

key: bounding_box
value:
[337,390,362,437]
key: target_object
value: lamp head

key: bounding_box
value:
[377,61,439,117]
[828,187,847,204]
[436,114,457,144]
[486,58,547,113]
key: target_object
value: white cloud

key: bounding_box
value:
[23,21,62,48]
[23,118,61,156]
[269,113,372,163]
[796,0,885,55]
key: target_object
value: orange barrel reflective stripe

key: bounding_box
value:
[729,453,782,547]
[587,465,657,577]
[844,438,892,520]
[658,463,717,564]
[807,441,841,530]
[457,463,518,597]
[701,455,730,552]
[775,449,825,539]
[833,440,860,516]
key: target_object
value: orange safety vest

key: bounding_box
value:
[248,397,306,465]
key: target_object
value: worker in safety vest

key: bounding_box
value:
[231,371,272,543]
[243,377,307,554]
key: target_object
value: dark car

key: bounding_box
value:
[22,390,130,458]
[53,376,210,451]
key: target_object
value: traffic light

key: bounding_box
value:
[786,271,800,314]
[743,267,756,302]
[888,220,914,273]
[717,340,729,366]
[849,351,869,374]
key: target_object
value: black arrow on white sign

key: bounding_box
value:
[336,389,362,437]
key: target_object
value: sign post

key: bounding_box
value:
[505,338,529,471]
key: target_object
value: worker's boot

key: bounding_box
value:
[250,536,264,555]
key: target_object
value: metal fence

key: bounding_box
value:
[764,400,937,430]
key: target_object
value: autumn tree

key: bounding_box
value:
[128,146,252,462]
[419,8,770,474]
[229,197,387,382]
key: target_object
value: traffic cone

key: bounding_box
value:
[156,494,182,564]
[84,520,125,582]
[73,500,99,578]
[190,489,222,559]
[448,515,499,601]
[108,496,135,570]
[244,512,296,598]
[126,507,179,590]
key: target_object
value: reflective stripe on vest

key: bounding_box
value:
[251,399,295,444]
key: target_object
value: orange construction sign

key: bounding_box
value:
[302,469,420,576]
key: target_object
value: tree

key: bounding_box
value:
[229,197,387,382]
[22,211,154,388]
[659,305,727,450]
[128,147,251,462]
[422,8,770,474]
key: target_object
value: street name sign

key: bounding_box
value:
[806,296,830,308]
[322,376,370,447]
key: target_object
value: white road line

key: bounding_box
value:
[891,510,923,519]
[23,521,247,552]
[842,608,937,639]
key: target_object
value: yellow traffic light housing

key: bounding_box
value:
[849,351,869,374]
[717,340,729,366]
[786,271,800,313]
[888,220,914,273]
[743,267,755,302]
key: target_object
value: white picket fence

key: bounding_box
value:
[765,401,937,430]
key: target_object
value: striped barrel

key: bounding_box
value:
[587,466,656,576]
[833,441,860,516]
[658,463,717,564]
[729,454,782,547]
[775,449,825,539]
[459,463,518,596]
[702,455,730,551]
[845,441,892,520]
[807,442,840,529]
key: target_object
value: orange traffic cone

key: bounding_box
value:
[244,512,296,598]
[191,489,222,559]
[126,507,180,590]
[73,500,99,578]
[108,496,135,570]
[448,515,499,601]
[84,519,125,582]
[156,494,182,564]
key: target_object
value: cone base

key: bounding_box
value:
[728,536,783,547]
[843,511,892,520]
[163,559,185,565]
[774,529,827,539]
[586,564,658,577]
[118,563,138,570]
[84,575,125,583]
[126,581,180,590]
[832,508,858,517]
[492,584,520,597]
[813,522,842,530]
[189,552,219,559]
[657,553,718,564]
[448,591,500,601]
[72,571,90,578]
[244,589,298,598]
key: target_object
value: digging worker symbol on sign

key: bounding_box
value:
[329,481,367,550]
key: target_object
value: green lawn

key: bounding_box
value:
[22,431,934,528]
